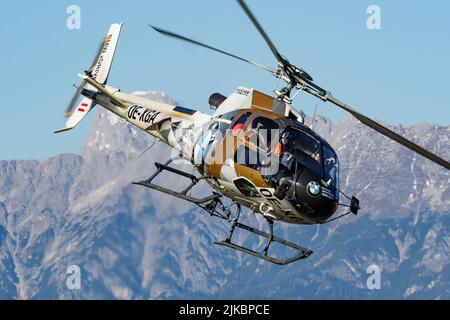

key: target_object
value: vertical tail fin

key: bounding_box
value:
[87,23,123,86]
[55,23,123,134]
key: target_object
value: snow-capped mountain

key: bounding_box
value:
[0,91,448,299]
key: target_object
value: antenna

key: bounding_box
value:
[311,104,318,130]
[138,138,160,158]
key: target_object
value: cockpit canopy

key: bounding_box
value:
[279,126,339,197]
[220,111,340,199]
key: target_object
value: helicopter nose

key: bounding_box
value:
[294,169,338,222]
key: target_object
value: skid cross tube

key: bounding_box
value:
[215,216,313,265]
[133,158,220,204]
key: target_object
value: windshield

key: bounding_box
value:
[281,128,322,174]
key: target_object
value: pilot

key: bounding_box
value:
[273,131,295,200]
[311,151,321,162]
[275,131,295,170]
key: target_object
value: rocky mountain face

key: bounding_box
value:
[0,91,448,299]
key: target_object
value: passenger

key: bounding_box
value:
[231,122,245,136]
[230,112,250,136]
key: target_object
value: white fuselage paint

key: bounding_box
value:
[93,90,211,161]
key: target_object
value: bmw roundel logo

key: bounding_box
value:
[307,181,321,197]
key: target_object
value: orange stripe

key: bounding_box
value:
[251,90,273,111]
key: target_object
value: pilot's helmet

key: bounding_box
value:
[281,131,291,145]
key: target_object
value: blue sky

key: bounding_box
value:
[1,0,449,160]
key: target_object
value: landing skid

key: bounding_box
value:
[215,210,313,265]
[133,158,313,265]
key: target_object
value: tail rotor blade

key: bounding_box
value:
[64,80,86,117]
[64,39,104,118]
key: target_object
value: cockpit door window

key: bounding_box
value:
[245,116,280,153]
[322,144,339,197]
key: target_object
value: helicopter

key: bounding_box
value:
[55,0,450,265]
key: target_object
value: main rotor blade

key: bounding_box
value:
[327,95,450,170]
[236,0,285,65]
[149,25,275,73]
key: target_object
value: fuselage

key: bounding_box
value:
[85,86,339,225]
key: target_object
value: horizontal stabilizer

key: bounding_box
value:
[54,97,95,134]
[54,127,75,134]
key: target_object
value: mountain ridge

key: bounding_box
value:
[0,91,448,299]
